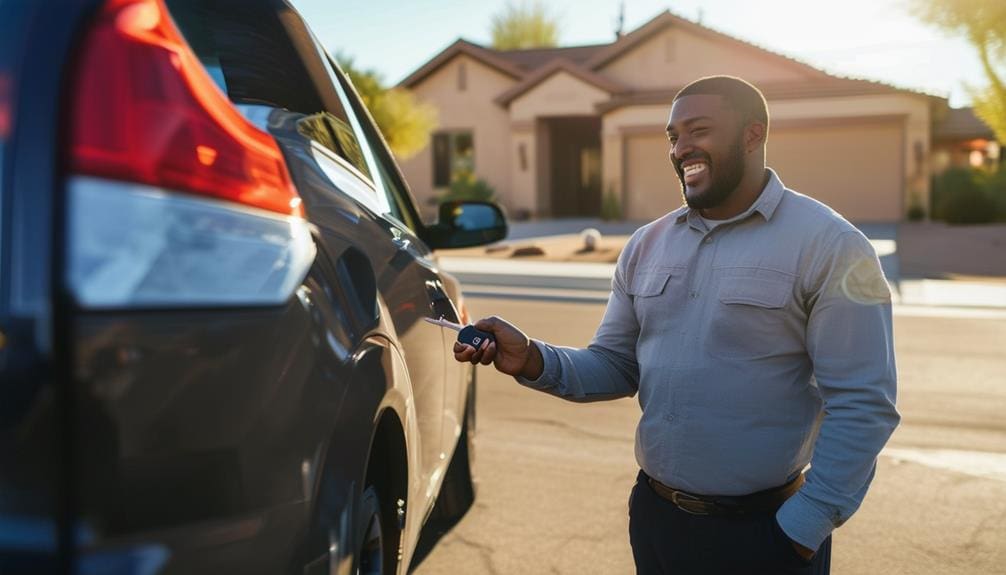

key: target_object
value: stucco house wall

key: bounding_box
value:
[598,27,811,90]
[398,54,517,221]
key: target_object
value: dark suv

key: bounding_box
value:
[0,0,505,573]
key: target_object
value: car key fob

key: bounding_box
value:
[458,325,494,349]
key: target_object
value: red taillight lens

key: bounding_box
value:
[69,0,302,217]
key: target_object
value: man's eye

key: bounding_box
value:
[692,127,708,135]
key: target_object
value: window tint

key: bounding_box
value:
[166,0,328,114]
[296,113,372,180]
[323,58,420,230]
[311,45,419,228]
[166,0,373,180]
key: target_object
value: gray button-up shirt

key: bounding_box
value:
[517,169,899,550]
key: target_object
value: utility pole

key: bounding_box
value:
[614,1,625,39]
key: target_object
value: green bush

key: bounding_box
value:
[600,189,623,221]
[906,192,926,221]
[931,168,1000,224]
[438,169,496,204]
[984,168,1006,222]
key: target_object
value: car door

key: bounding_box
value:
[303,40,454,489]
[324,59,470,465]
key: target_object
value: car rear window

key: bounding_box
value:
[165,0,372,179]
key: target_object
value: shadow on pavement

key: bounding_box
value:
[407,498,474,573]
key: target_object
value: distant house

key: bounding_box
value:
[932,107,1002,173]
[398,10,992,223]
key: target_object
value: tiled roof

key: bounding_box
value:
[398,39,525,88]
[597,77,942,113]
[934,107,996,139]
[399,9,942,106]
[489,43,609,72]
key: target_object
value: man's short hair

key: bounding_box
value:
[673,76,769,130]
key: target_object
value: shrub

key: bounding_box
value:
[438,169,496,204]
[600,187,623,221]
[931,168,999,224]
[983,168,1006,222]
[906,192,926,221]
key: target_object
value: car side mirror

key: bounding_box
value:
[423,201,507,250]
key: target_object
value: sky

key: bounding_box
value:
[290,0,986,108]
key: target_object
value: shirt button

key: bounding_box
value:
[690,291,698,298]
[704,236,713,244]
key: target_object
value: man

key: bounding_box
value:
[454,76,899,574]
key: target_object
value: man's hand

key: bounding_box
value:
[791,540,814,561]
[452,316,543,380]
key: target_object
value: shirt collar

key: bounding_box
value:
[674,168,786,225]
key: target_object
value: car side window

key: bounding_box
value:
[323,57,423,232]
[296,113,372,181]
[308,45,407,224]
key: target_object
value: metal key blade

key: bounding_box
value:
[424,316,464,332]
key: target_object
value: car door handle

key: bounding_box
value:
[390,227,411,251]
[426,280,459,322]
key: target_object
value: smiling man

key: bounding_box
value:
[454,76,900,574]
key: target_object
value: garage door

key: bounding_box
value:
[623,121,904,222]
[625,134,682,221]
[769,122,903,222]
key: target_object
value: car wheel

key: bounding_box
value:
[355,485,398,575]
[434,381,477,520]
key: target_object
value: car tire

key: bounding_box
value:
[433,381,477,520]
[354,485,399,575]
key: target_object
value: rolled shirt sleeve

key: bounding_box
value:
[776,230,901,550]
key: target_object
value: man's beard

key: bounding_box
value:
[673,134,746,211]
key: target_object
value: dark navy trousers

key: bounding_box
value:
[628,471,832,575]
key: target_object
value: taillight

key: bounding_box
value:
[69,0,301,217]
[65,0,315,309]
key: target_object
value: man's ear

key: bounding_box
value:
[745,122,767,151]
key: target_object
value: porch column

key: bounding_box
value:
[510,119,537,219]
[601,118,627,219]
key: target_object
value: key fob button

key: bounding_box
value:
[459,325,494,348]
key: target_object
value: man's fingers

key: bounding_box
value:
[479,342,496,365]
[469,347,484,364]
[453,343,476,362]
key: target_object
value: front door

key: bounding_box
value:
[549,116,602,217]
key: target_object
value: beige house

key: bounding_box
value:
[398,10,964,223]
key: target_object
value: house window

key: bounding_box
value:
[458,61,467,91]
[433,131,474,187]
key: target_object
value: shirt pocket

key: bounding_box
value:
[627,270,673,298]
[707,269,798,361]
[626,268,681,328]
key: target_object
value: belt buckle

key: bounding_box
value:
[670,491,714,516]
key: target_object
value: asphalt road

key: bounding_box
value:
[410,297,1006,575]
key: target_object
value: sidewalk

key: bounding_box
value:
[439,255,1006,310]
[444,219,1006,309]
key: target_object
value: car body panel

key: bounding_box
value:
[0,0,487,573]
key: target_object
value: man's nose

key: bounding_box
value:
[671,136,692,162]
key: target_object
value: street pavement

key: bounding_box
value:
[409,297,1006,575]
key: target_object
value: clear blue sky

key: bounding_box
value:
[290,0,985,107]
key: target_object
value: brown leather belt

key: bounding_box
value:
[646,472,804,516]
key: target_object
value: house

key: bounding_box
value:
[398,10,979,223]
[932,107,1002,173]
